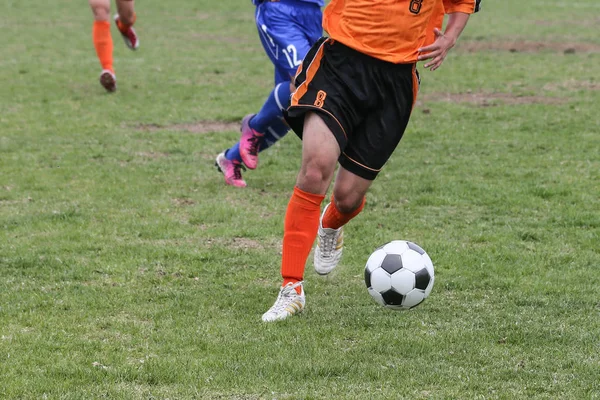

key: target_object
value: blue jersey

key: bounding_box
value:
[254,0,323,84]
[252,0,324,7]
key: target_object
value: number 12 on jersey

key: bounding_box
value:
[282,44,301,68]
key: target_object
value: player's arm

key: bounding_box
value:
[417,0,481,71]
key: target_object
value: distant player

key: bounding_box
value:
[215,0,324,188]
[89,0,139,92]
[262,0,481,322]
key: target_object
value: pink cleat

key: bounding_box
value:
[239,114,264,170]
[215,152,247,188]
[114,14,139,50]
[99,69,116,92]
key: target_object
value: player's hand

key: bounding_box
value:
[417,28,456,71]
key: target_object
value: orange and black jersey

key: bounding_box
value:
[323,0,481,64]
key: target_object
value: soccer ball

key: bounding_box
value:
[364,240,435,310]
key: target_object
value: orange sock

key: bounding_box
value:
[117,12,136,31]
[281,187,325,293]
[322,195,366,230]
[92,21,113,72]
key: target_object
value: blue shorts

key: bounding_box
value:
[255,0,323,85]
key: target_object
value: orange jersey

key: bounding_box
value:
[323,0,479,64]
[425,2,446,47]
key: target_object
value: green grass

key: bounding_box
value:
[1,0,599,398]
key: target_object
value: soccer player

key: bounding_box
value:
[262,0,481,322]
[214,0,324,188]
[89,0,139,92]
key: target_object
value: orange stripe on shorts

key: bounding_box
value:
[411,65,419,111]
[291,39,329,107]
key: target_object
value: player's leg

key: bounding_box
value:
[315,61,419,275]
[214,115,257,188]
[216,113,289,187]
[256,114,290,152]
[222,80,290,159]
[313,168,369,275]
[114,0,138,50]
[237,79,293,170]
[252,1,322,153]
[239,1,322,170]
[261,112,340,322]
[262,38,360,322]
[89,0,115,92]
[216,2,321,186]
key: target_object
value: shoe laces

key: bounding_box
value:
[232,162,246,180]
[270,282,302,314]
[319,228,340,257]
[246,135,261,156]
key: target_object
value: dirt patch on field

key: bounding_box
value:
[204,237,267,250]
[420,91,565,106]
[543,79,600,92]
[136,121,239,134]
[172,198,196,207]
[459,40,600,54]
[230,238,264,250]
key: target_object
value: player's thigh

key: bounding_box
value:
[296,112,341,193]
[301,112,341,166]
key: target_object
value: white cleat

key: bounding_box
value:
[262,281,305,322]
[314,203,344,275]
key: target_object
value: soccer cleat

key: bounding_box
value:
[261,281,305,322]
[239,114,264,170]
[114,14,139,50]
[99,69,116,92]
[314,203,344,275]
[215,152,247,188]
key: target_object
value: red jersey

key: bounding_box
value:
[323,0,479,64]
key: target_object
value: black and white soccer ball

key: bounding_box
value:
[364,240,435,310]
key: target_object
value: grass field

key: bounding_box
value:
[1,0,599,398]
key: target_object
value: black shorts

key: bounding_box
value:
[285,37,419,180]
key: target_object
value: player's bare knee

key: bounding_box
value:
[333,194,363,214]
[90,6,110,21]
[297,162,334,194]
[299,165,327,186]
[89,0,110,20]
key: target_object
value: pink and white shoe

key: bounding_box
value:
[215,152,247,188]
[114,14,139,50]
[239,114,263,170]
[99,69,116,92]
